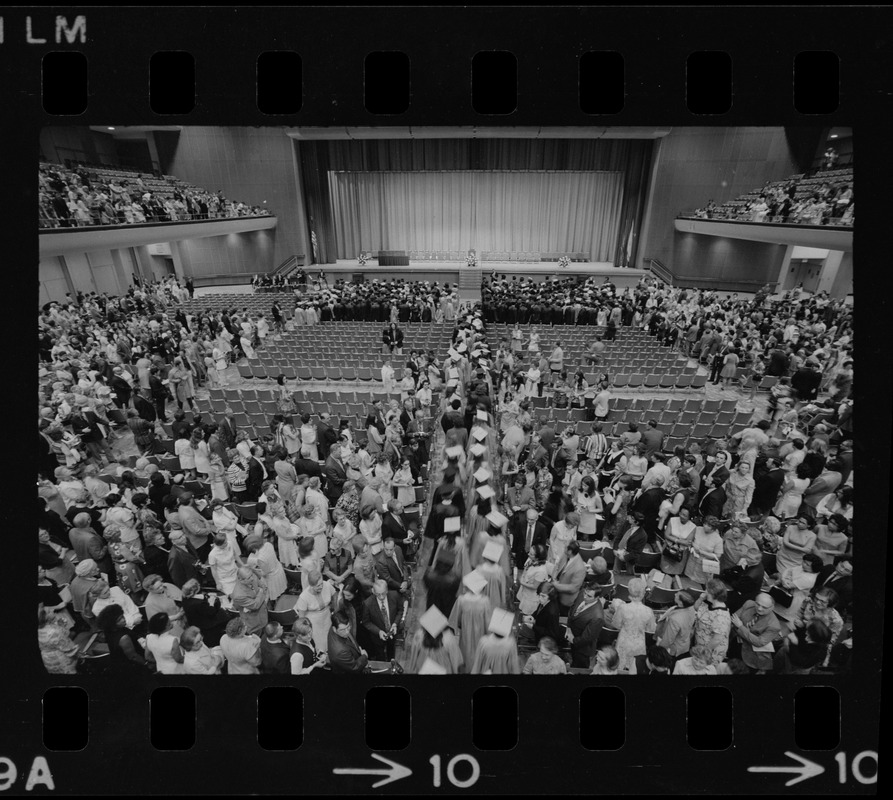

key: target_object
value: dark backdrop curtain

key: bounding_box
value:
[297,141,338,264]
[614,143,653,267]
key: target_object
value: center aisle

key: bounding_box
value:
[398,306,509,672]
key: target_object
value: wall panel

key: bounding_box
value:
[643,127,798,271]
[162,127,308,270]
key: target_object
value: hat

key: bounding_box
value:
[445,445,463,459]
[486,510,508,529]
[470,443,486,457]
[419,605,450,638]
[74,559,96,576]
[443,515,461,533]
[471,427,487,442]
[473,466,492,482]
[488,607,514,637]
[475,409,488,422]
[476,485,495,500]
[418,657,448,675]
[448,348,460,360]
[482,539,505,562]
[462,570,488,595]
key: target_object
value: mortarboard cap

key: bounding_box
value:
[445,445,463,459]
[443,515,461,533]
[482,539,505,562]
[419,605,450,638]
[471,427,487,442]
[485,510,508,528]
[470,443,486,457]
[476,485,495,500]
[474,466,492,482]
[462,570,488,595]
[488,607,514,637]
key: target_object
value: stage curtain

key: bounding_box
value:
[297,141,339,264]
[328,171,624,261]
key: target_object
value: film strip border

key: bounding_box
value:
[1,7,883,125]
[5,5,888,796]
[11,679,877,794]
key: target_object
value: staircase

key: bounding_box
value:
[458,266,482,303]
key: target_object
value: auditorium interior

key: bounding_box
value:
[38,124,855,677]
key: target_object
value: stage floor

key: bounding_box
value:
[329,259,643,276]
[193,260,647,298]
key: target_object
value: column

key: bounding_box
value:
[169,239,188,280]
[146,132,162,174]
[830,252,853,299]
[816,251,843,296]
[774,245,795,292]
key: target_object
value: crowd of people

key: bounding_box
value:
[387,283,853,675]
[37,267,854,676]
[483,274,852,402]
[38,163,270,229]
[691,174,854,227]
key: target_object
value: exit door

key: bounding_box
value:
[786,259,823,294]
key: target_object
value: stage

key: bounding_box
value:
[324,259,648,287]
[193,260,649,298]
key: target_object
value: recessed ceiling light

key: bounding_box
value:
[107,127,115,131]
[830,134,838,138]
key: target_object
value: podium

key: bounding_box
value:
[379,250,409,266]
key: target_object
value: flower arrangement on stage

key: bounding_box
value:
[558,255,570,268]
[466,250,477,267]
[357,252,368,265]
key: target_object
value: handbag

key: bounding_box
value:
[663,542,685,563]
[768,585,794,608]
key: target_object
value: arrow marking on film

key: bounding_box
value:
[748,751,825,787]
[333,753,412,788]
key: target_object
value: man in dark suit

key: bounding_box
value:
[510,507,549,567]
[327,610,369,673]
[148,367,169,422]
[551,540,588,613]
[374,537,410,596]
[245,445,268,501]
[317,413,339,457]
[361,579,405,661]
[698,481,728,521]
[324,442,348,505]
[380,500,416,551]
[566,580,605,668]
[750,456,785,515]
[698,453,730,504]
[813,559,853,612]
[218,408,238,450]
